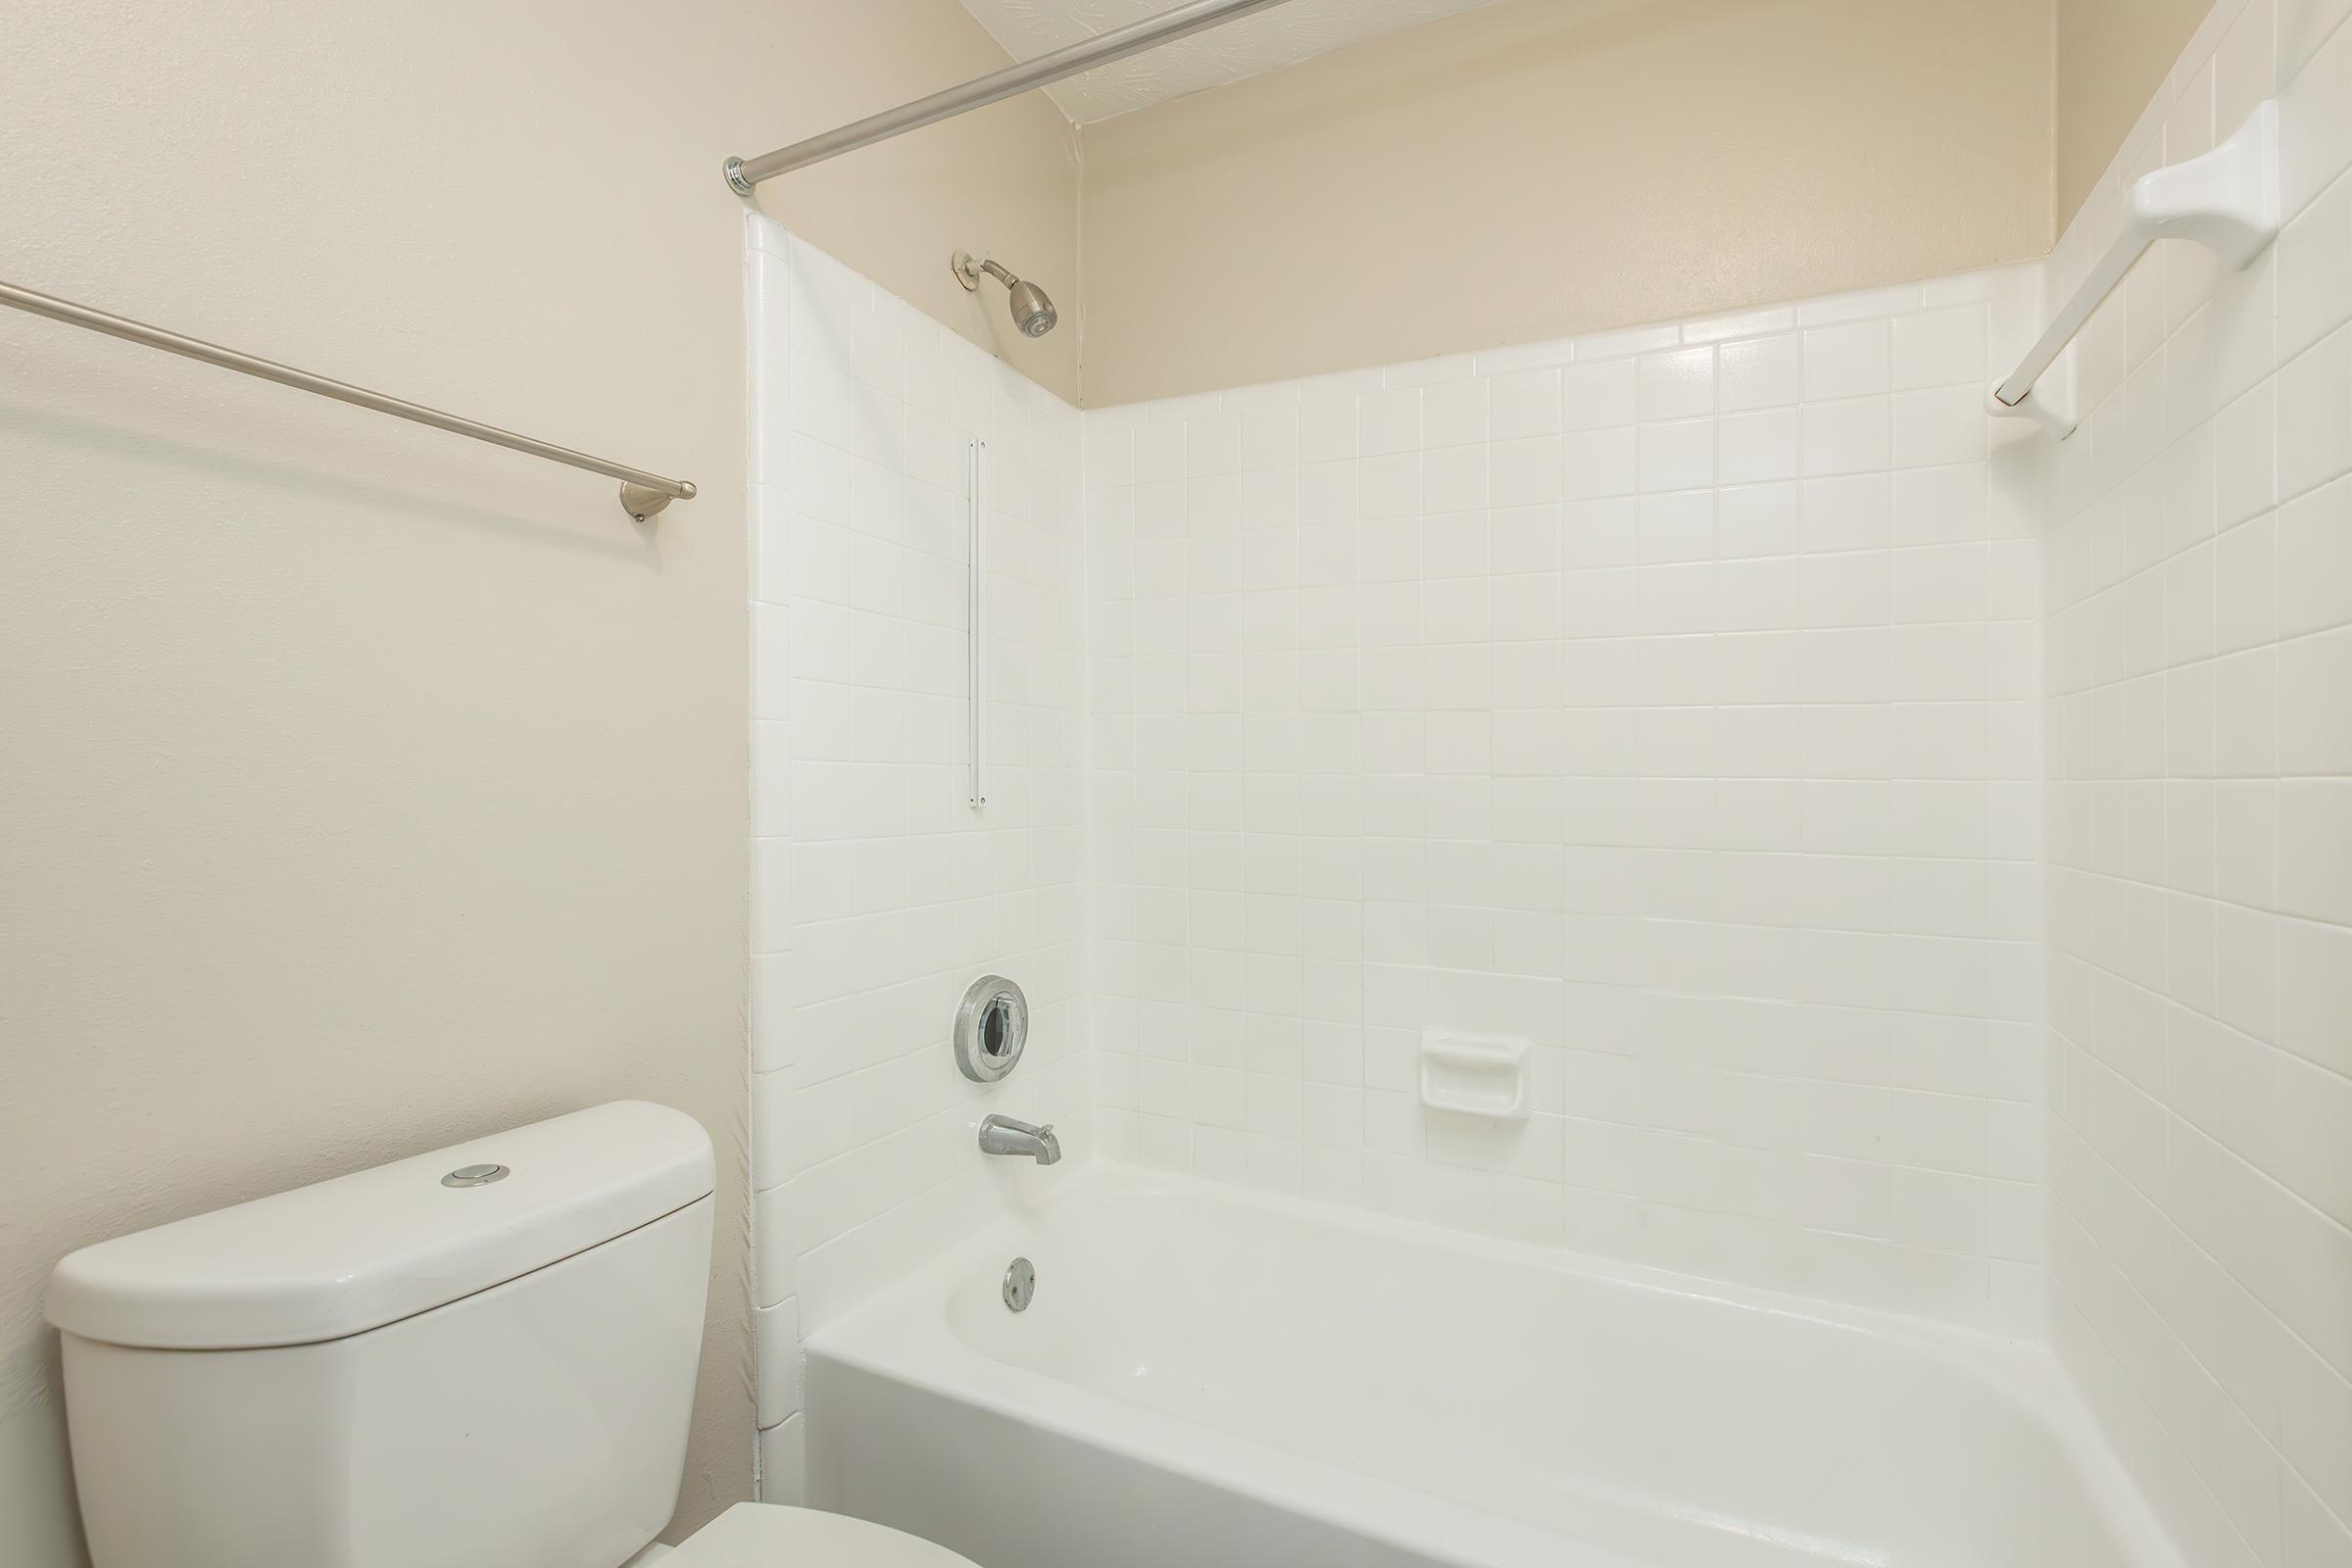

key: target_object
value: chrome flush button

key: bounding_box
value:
[441,1163,510,1188]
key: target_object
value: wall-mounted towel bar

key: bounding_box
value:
[1988,101,2278,439]
[0,279,697,520]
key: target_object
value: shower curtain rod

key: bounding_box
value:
[725,0,1301,193]
[0,278,698,521]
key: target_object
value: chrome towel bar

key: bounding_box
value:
[0,278,696,520]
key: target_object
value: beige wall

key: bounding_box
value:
[0,0,2094,1554]
[0,2,1075,1561]
[2054,0,2215,228]
[1076,0,2055,406]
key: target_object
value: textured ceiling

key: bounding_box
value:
[955,0,1509,122]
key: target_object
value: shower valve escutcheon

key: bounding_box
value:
[978,1114,1060,1165]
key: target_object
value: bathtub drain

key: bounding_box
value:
[1003,1256,1035,1312]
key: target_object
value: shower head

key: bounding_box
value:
[955,251,1058,338]
[1005,278,1057,338]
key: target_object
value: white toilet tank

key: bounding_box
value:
[45,1101,715,1568]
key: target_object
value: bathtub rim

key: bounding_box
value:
[804,1161,2189,1568]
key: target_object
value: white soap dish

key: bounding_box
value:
[1418,1029,1531,1120]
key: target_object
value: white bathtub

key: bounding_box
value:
[806,1169,2182,1568]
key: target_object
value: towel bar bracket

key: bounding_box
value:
[1990,99,2279,441]
[1984,360,2078,439]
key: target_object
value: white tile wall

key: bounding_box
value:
[1083,266,2054,1331]
[747,15,2352,1552]
[2037,3,2352,1564]
[745,217,1091,1490]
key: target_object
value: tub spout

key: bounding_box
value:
[978,1113,1061,1165]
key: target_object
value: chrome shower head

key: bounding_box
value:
[1006,278,1057,338]
[956,251,1058,338]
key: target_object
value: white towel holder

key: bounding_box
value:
[1990,99,2279,439]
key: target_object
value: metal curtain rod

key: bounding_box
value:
[0,279,697,520]
[725,0,1300,192]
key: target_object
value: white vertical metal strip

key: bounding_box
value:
[969,438,986,809]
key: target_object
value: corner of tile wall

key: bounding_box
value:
[745,220,1093,1448]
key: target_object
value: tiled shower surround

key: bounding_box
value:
[746,217,1091,1489]
[751,2,2352,1552]
[1082,272,2053,1332]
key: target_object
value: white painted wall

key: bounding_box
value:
[744,217,1091,1499]
[2038,1,2352,1562]
[1082,269,2056,1332]
[0,1,1082,1556]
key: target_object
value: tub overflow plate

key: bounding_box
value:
[1003,1255,1035,1312]
[441,1163,510,1188]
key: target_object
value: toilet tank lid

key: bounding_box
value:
[45,1102,714,1350]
